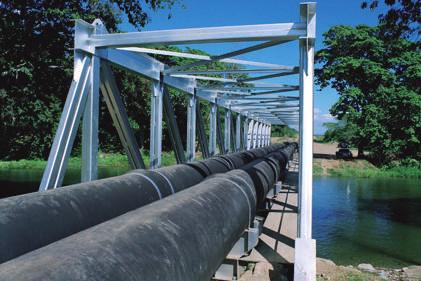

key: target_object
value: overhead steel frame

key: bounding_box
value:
[39,3,316,280]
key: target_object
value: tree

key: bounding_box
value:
[315,23,420,164]
[271,125,298,138]
[0,0,179,160]
[361,0,421,41]
[322,121,359,144]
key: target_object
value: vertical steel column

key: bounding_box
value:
[263,124,267,146]
[149,75,164,169]
[81,55,100,182]
[163,88,186,164]
[265,124,269,146]
[253,121,259,148]
[261,124,266,147]
[196,100,210,159]
[80,21,104,183]
[209,102,217,156]
[295,3,317,281]
[186,91,197,162]
[267,125,270,146]
[230,116,236,152]
[247,119,254,150]
[258,122,263,147]
[216,108,225,154]
[235,114,241,152]
[239,116,245,150]
[243,117,249,150]
[39,56,92,191]
[224,108,231,153]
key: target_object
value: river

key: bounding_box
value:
[314,176,421,268]
[0,168,420,267]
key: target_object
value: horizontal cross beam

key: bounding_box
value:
[89,22,306,47]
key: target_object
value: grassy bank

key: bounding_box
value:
[0,152,178,170]
[314,158,421,179]
[1,153,419,179]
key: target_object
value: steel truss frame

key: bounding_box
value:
[39,3,316,280]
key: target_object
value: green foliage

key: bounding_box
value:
[0,0,253,161]
[271,125,298,137]
[0,151,177,170]
[0,0,180,160]
[316,21,421,164]
[361,0,421,41]
[323,120,359,144]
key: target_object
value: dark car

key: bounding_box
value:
[336,142,353,160]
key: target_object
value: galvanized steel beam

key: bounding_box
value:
[90,22,306,47]
[39,56,92,191]
[224,108,231,153]
[235,114,242,152]
[295,3,317,281]
[216,109,225,154]
[196,101,210,159]
[81,54,100,182]
[120,47,293,70]
[209,103,217,156]
[186,92,197,162]
[150,75,164,169]
[167,39,291,73]
[163,87,186,164]
[100,63,145,170]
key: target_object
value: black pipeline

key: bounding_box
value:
[0,144,296,281]
[0,144,286,263]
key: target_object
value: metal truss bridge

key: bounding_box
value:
[0,2,316,281]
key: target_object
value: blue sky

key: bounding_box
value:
[121,0,387,134]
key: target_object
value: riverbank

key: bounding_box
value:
[1,152,419,179]
[0,152,177,170]
[313,158,421,178]
[312,141,421,179]
[317,258,421,281]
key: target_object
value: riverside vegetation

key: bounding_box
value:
[313,156,421,179]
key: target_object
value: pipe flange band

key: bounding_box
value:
[153,170,175,194]
[131,171,162,199]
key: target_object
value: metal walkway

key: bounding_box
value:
[215,153,301,281]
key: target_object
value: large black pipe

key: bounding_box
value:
[0,143,297,281]
[0,144,289,263]
[0,169,257,281]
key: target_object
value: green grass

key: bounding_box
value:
[313,160,421,179]
[318,272,383,281]
[345,272,380,281]
[2,153,419,180]
[314,135,325,143]
[313,162,324,175]
[0,152,178,170]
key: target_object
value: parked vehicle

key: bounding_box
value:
[336,142,353,160]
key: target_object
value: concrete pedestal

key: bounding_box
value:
[294,238,316,281]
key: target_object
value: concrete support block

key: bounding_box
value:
[294,238,316,281]
[214,218,264,280]
[214,259,245,281]
[228,225,261,259]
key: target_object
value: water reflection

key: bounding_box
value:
[313,176,421,268]
[0,167,129,198]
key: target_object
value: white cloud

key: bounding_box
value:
[313,108,337,135]
[314,107,336,123]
